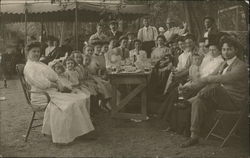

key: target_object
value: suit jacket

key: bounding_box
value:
[202,57,248,104]
[106,30,123,41]
[40,47,62,64]
[203,26,219,38]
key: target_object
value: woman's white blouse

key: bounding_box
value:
[24,60,59,90]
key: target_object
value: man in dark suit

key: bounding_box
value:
[203,16,219,38]
[40,37,62,64]
[106,20,123,42]
[180,37,248,147]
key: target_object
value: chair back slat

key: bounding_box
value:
[16,64,31,105]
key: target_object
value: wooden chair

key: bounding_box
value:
[205,101,248,147]
[16,64,51,142]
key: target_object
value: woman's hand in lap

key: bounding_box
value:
[50,82,58,89]
[55,81,65,92]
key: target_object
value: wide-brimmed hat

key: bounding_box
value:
[26,41,41,52]
[91,40,104,46]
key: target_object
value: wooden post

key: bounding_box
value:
[75,0,78,50]
[41,17,44,42]
[236,6,239,31]
[25,2,28,46]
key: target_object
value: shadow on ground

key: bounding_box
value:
[0,79,249,157]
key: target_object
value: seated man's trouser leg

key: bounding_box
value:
[190,84,240,136]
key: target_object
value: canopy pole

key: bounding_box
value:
[75,0,78,50]
[25,2,28,46]
[41,17,44,42]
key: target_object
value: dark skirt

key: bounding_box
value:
[149,68,171,97]
[142,41,155,58]
[157,88,191,136]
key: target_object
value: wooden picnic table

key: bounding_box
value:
[108,71,151,120]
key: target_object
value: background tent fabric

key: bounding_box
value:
[183,1,203,41]
[1,2,149,23]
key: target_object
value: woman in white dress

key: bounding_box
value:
[24,42,94,144]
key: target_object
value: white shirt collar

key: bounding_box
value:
[143,26,151,29]
[226,56,237,66]
[183,50,191,54]
[111,30,117,34]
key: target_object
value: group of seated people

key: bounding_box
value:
[23,17,248,148]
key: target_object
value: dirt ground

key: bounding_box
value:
[0,78,249,157]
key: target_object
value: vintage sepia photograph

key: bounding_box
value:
[0,0,249,157]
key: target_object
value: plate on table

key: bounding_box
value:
[120,69,142,73]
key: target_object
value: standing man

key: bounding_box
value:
[137,17,158,58]
[44,36,55,57]
[164,18,188,43]
[60,38,73,56]
[89,23,109,45]
[203,16,219,38]
[106,20,123,41]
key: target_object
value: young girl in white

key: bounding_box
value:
[84,46,112,111]
[72,50,98,96]
[64,57,91,95]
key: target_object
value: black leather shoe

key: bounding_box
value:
[180,137,199,148]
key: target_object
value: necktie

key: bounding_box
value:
[220,63,228,74]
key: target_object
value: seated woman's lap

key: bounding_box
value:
[48,92,89,111]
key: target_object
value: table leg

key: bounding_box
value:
[111,85,117,116]
[141,87,147,117]
[117,89,121,105]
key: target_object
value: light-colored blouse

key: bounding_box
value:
[24,60,58,91]
[151,46,170,63]
[199,55,224,78]
[129,49,147,62]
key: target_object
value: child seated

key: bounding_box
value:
[87,56,112,100]
[72,50,98,96]
[84,51,112,111]
[50,60,73,93]
[64,57,91,97]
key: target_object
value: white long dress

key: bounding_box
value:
[24,60,94,144]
